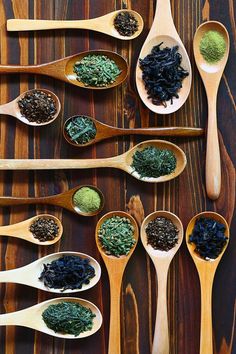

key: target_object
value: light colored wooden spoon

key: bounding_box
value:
[141,211,183,354]
[193,21,230,200]
[63,115,204,147]
[0,50,128,89]
[0,297,102,339]
[95,211,139,354]
[0,214,62,245]
[0,185,105,217]
[186,211,229,354]
[0,251,101,293]
[7,9,144,40]
[0,140,187,183]
[136,0,192,114]
[0,88,61,126]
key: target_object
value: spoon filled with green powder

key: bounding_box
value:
[73,186,104,215]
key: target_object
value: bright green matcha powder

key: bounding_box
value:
[73,187,101,213]
[199,30,226,63]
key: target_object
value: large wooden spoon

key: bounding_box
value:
[0,297,102,339]
[193,21,230,200]
[141,211,183,354]
[7,9,144,40]
[186,211,230,354]
[0,140,187,183]
[0,50,128,89]
[136,0,192,114]
[95,211,139,354]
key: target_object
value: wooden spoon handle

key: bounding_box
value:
[0,307,31,326]
[0,65,39,74]
[0,196,56,206]
[126,127,204,137]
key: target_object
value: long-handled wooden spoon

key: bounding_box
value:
[0,185,104,217]
[136,0,192,114]
[0,140,187,183]
[0,50,128,89]
[7,9,144,40]
[141,211,183,354]
[95,211,139,354]
[0,214,62,245]
[0,297,102,339]
[0,251,101,293]
[63,115,204,147]
[193,21,230,200]
[186,211,229,354]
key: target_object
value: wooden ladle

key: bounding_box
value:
[0,214,62,245]
[193,21,230,200]
[0,50,128,89]
[0,88,61,126]
[0,140,187,183]
[7,9,144,41]
[0,297,102,339]
[0,185,104,217]
[63,115,204,147]
[95,211,139,354]
[141,211,183,354]
[136,0,192,114]
[186,211,229,354]
[0,251,101,293]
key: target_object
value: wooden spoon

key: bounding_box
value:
[0,185,105,217]
[0,140,187,183]
[0,297,102,339]
[186,211,230,354]
[193,21,230,200]
[141,211,183,354]
[136,0,192,114]
[7,9,144,41]
[0,214,62,245]
[0,88,61,126]
[95,211,139,354]
[0,50,128,89]
[63,115,204,147]
[0,251,101,293]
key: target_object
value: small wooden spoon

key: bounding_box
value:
[186,211,230,354]
[0,50,128,89]
[7,9,144,41]
[141,211,183,354]
[136,0,192,114]
[0,185,104,217]
[0,140,187,183]
[95,211,139,354]
[193,21,230,200]
[63,115,204,147]
[0,297,102,339]
[0,214,62,245]
[0,251,101,293]
[0,88,61,126]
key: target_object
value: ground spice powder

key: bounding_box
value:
[199,30,226,63]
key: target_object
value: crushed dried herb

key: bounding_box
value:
[114,11,139,37]
[29,217,59,242]
[146,217,179,251]
[65,116,96,145]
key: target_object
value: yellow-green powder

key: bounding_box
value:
[73,187,101,213]
[200,30,226,63]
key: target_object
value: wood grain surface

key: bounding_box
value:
[0,1,235,354]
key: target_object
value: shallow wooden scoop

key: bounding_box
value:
[193,21,230,200]
[0,297,102,339]
[141,211,183,354]
[7,10,144,40]
[0,214,62,245]
[95,211,139,354]
[186,211,230,354]
[136,0,192,114]
[0,251,101,293]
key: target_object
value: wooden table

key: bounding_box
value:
[0,1,235,353]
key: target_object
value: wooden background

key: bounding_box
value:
[0,0,235,353]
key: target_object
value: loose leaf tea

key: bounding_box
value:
[131,146,176,178]
[200,30,226,63]
[65,116,96,145]
[73,55,121,87]
[139,43,189,106]
[114,11,139,37]
[73,187,101,213]
[146,217,179,251]
[98,216,136,257]
[29,217,59,242]
[189,217,228,260]
[42,301,95,336]
[39,255,96,291]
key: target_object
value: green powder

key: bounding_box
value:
[73,187,101,213]
[200,30,226,63]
